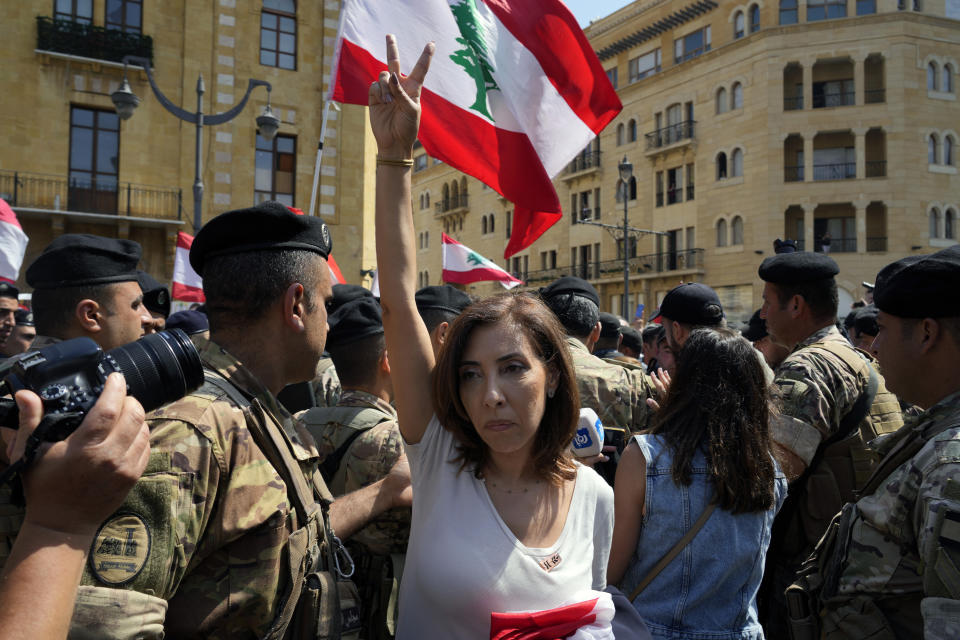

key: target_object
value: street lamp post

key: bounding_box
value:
[618,156,634,320]
[111,55,281,233]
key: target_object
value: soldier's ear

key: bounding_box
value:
[435,321,450,346]
[380,349,391,375]
[75,299,103,333]
[283,282,307,332]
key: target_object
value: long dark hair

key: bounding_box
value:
[648,327,776,513]
[432,293,579,485]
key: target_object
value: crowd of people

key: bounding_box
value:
[0,34,957,640]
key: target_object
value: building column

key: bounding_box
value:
[853,56,865,106]
[855,202,867,254]
[803,133,814,182]
[803,203,816,252]
[853,127,867,180]
[802,62,813,111]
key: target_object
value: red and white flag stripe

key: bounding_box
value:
[489,590,615,639]
[331,0,621,258]
[0,199,28,285]
[172,232,205,303]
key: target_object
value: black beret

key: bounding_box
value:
[758,252,839,284]
[873,246,960,318]
[540,276,599,307]
[137,271,170,318]
[190,201,332,276]
[773,238,798,254]
[620,326,642,352]
[598,312,621,339]
[13,309,33,327]
[641,323,664,343]
[659,283,724,326]
[740,309,767,342]
[0,282,19,300]
[853,305,879,336]
[26,234,142,290]
[328,284,374,314]
[166,309,209,335]
[327,297,383,347]
[415,285,472,315]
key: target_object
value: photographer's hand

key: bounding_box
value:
[0,373,150,640]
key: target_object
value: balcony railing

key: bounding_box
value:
[813,162,856,181]
[784,165,805,182]
[864,89,885,104]
[435,193,469,215]
[566,150,602,175]
[521,249,705,285]
[783,96,804,111]
[866,236,887,252]
[36,16,153,64]
[686,184,695,201]
[815,237,856,253]
[812,91,855,108]
[0,170,181,220]
[645,121,696,150]
[666,186,682,205]
[865,160,886,178]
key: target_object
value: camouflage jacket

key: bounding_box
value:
[69,338,333,640]
[310,356,342,408]
[565,337,654,434]
[823,391,960,639]
[299,391,409,556]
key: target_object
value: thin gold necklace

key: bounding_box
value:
[482,476,542,494]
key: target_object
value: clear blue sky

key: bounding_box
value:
[564,0,635,26]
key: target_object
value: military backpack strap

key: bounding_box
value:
[314,407,393,484]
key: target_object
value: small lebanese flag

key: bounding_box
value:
[442,233,521,289]
[0,199,28,285]
[331,0,621,258]
[327,255,346,285]
[489,590,615,639]
[172,232,205,302]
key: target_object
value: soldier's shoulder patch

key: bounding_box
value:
[89,513,151,586]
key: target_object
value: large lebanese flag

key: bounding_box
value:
[442,233,521,289]
[172,232,205,302]
[0,199,28,284]
[331,0,621,258]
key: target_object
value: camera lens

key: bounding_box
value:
[106,329,204,413]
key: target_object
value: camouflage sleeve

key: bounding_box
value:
[627,368,655,433]
[916,446,960,638]
[770,364,837,466]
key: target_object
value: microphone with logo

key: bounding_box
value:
[571,408,604,458]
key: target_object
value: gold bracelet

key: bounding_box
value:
[376,156,414,167]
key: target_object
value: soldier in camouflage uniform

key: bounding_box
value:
[787,245,960,639]
[299,296,410,640]
[25,204,410,639]
[540,276,655,435]
[756,251,904,636]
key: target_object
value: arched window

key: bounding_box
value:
[929,134,939,164]
[716,87,728,114]
[425,231,429,247]
[628,119,637,142]
[419,194,424,210]
[716,219,728,246]
[946,136,955,166]
[629,176,637,200]
[732,82,744,109]
[734,11,745,38]
[717,152,728,180]
[750,4,761,31]
[425,192,430,208]
[732,148,744,177]
[450,180,459,208]
[945,64,955,93]
[460,176,468,196]
[947,208,956,239]
[731,215,744,244]
[442,184,450,210]
[489,214,495,233]
[928,62,939,91]
[930,207,941,238]
[617,123,625,146]
[482,216,487,234]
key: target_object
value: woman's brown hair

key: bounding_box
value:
[432,292,579,485]
[648,327,777,513]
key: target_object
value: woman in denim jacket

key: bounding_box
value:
[608,328,788,640]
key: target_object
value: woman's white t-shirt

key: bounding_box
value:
[395,415,614,639]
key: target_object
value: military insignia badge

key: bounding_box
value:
[89,513,151,585]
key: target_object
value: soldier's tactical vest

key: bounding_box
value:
[300,405,403,640]
[204,372,360,640]
[774,341,903,560]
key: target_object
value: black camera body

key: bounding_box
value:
[1,329,204,442]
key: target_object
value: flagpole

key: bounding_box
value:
[309,0,348,216]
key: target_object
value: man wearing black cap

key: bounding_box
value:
[415,284,472,356]
[64,203,408,638]
[137,271,171,334]
[593,312,625,360]
[0,309,35,359]
[787,246,960,639]
[850,304,880,352]
[0,282,19,350]
[25,234,153,351]
[299,296,410,639]
[740,309,790,370]
[658,283,726,363]
[756,251,903,635]
[541,276,654,434]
